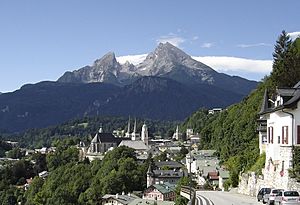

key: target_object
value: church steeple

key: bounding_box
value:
[133,118,137,133]
[99,124,103,133]
[125,116,131,138]
[141,122,149,146]
[131,118,138,141]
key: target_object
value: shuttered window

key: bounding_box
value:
[282,126,288,144]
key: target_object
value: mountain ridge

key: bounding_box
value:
[58,42,257,95]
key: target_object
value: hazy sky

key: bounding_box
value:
[1,0,299,93]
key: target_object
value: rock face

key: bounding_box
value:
[58,52,122,85]
[58,42,257,95]
[136,42,215,83]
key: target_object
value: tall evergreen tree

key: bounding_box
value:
[271,30,300,87]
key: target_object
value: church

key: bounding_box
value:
[119,117,149,153]
[86,118,150,161]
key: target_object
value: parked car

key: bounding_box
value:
[257,188,271,203]
[267,189,284,205]
[274,190,300,205]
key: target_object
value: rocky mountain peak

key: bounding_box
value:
[58,51,122,84]
[145,42,190,65]
[136,42,208,76]
[93,52,121,73]
[155,42,189,60]
[93,52,117,66]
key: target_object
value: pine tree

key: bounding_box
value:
[271,30,292,87]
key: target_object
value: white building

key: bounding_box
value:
[141,123,149,146]
[258,81,300,189]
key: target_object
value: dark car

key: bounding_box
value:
[257,188,271,203]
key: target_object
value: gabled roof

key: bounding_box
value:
[259,81,300,115]
[259,89,269,115]
[91,133,123,144]
[284,89,300,108]
[150,183,176,194]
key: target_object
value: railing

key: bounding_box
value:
[180,186,196,205]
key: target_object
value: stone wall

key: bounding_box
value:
[238,172,264,196]
[238,169,300,196]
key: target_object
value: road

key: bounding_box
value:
[195,191,261,205]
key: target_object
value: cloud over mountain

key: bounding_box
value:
[116,54,272,81]
[192,56,272,74]
[289,31,300,40]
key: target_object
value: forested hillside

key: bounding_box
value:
[181,31,300,187]
[4,116,178,148]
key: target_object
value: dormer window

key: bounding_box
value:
[275,95,282,107]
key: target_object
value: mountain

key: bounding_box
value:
[58,42,257,95]
[0,82,120,132]
[90,76,243,120]
[0,77,243,133]
[0,43,259,133]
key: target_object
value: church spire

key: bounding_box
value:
[133,118,137,133]
[127,116,131,133]
[131,118,139,141]
[141,122,149,146]
[99,123,103,133]
[125,116,131,138]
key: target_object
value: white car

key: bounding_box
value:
[274,190,300,205]
[268,189,284,205]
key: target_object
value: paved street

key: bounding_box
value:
[196,191,261,205]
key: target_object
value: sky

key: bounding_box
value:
[0,0,300,93]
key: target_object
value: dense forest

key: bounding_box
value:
[0,140,150,204]
[181,31,300,187]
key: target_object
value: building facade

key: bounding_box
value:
[143,183,176,201]
[258,81,300,189]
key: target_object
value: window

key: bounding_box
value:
[282,126,288,144]
[268,126,274,143]
[262,134,267,144]
[278,136,280,144]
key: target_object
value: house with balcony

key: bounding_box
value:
[258,81,300,189]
